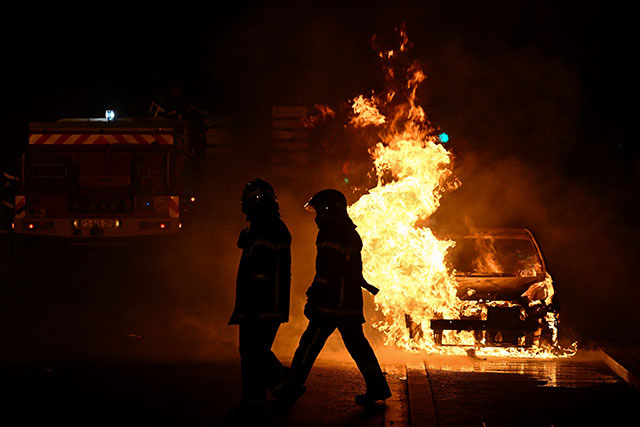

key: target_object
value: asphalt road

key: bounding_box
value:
[422,353,637,426]
[0,359,392,426]
[1,177,638,426]
[1,348,636,426]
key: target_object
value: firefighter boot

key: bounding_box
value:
[355,371,391,405]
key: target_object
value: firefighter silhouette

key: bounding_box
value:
[228,178,292,412]
[148,81,207,159]
[272,189,391,406]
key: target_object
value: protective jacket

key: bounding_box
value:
[304,218,366,323]
[229,216,291,324]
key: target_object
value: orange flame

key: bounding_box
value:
[346,27,575,358]
[350,95,386,127]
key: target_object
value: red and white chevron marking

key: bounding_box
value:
[29,133,174,145]
[169,196,180,218]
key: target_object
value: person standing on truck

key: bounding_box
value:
[272,189,391,406]
[228,178,292,417]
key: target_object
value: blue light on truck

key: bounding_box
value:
[438,132,449,143]
[105,110,115,121]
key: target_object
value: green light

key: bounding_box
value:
[438,132,449,143]
[344,177,349,183]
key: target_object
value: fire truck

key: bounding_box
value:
[12,115,199,241]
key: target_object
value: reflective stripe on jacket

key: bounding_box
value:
[304,221,365,323]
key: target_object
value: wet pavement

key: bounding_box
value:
[1,351,637,426]
[0,358,389,426]
[420,351,638,426]
[1,180,639,426]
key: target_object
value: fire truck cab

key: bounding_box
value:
[13,117,197,240]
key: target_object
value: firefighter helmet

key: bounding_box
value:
[241,178,278,216]
[304,189,348,220]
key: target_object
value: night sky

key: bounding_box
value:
[2,1,638,341]
[5,0,636,219]
[3,1,636,146]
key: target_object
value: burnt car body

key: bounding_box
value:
[430,228,558,347]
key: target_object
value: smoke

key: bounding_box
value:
[138,144,367,363]
[5,3,636,367]
[423,40,640,345]
[179,19,640,363]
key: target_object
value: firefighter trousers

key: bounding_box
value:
[289,318,389,393]
[238,320,288,404]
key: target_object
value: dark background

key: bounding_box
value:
[2,0,638,351]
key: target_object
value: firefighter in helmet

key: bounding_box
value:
[273,189,391,405]
[228,178,292,412]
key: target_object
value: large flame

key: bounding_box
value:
[346,27,575,358]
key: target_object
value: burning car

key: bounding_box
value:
[333,27,573,356]
[427,227,559,348]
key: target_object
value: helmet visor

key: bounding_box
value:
[303,201,315,213]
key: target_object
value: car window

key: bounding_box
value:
[446,236,543,277]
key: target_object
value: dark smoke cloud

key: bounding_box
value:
[425,40,640,345]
